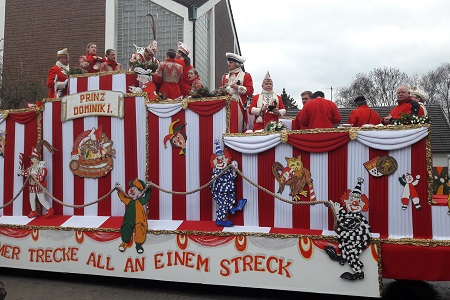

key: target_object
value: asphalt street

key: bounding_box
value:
[0,268,448,300]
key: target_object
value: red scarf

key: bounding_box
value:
[107,58,118,70]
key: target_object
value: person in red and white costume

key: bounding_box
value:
[248,71,286,131]
[220,52,254,106]
[47,48,69,98]
[129,41,159,70]
[382,85,425,125]
[18,147,54,218]
[79,43,105,73]
[153,49,183,99]
[100,49,122,72]
[176,41,194,97]
[128,67,157,100]
[188,68,203,95]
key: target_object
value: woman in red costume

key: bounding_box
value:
[153,49,183,100]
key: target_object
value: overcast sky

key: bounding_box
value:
[229,0,450,106]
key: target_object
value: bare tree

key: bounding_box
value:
[336,67,411,108]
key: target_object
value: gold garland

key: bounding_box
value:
[69,70,134,78]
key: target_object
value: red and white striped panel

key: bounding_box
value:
[223,128,450,240]
[146,99,228,222]
[68,73,139,95]
[42,96,147,216]
[0,110,39,217]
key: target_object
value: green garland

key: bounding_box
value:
[391,113,432,125]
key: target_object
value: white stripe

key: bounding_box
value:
[69,77,77,94]
[347,140,370,220]
[13,124,25,215]
[274,143,293,228]
[432,205,450,240]
[310,152,329,230]
[159,117,173,219]
[388,147,413,238]
[83,117,98,216]
[185,110,200,220]
[62,119,74,215]
[110,115,125,216]
[43,104,53,208]
[135,96,146,179]
[242,154,258,226]
[88,76,100,91]
[112,73,127,93]
[0,119,5,210]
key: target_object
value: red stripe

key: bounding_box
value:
[147,111,160,220]
[72,118,85,215]
[126,74,139,94]
[22,117,38,215]
[123,98,138,185]
[292,150,310,229]
[99,74,112,91]
[229,101,238,133]
[97,116,112,216]
[328,145,348,230]
[3,119,16,215]
[51,102,64,215]
[257,149,275,227]
[77,77,88,93]
[229,151,244,225]
[368,148,389,237]
[171,112,186,220]
[199,115,214,220]
[411,138,432,238]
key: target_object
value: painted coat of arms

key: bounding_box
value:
[69,127,116,178]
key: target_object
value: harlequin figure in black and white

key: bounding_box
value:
[325,177,371,280]
[210,140,246,227]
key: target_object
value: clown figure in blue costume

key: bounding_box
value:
[210,139,247,227]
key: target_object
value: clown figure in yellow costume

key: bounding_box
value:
[115,178,152,254]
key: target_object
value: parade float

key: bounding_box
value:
[0,71,449,298]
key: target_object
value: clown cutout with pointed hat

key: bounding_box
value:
[210,139,247,227]
[163,119,187,155]
[325,177,371,281]
[116,178,151,254]
[18,140,57,218]
[248,71,286,131]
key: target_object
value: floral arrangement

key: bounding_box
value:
[391,113,432,125]
[190,86,230,98]
[68,67,87,75]
[129,61,158,73]
[264,121,287,132]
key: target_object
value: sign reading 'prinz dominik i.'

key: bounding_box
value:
[61,90,124,122]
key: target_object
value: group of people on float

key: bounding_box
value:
[47,44,427,131]
[47,41,204,100]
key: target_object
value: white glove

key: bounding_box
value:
[416,175,421,180]
[129,86,142,93]
[56,79,68,90]
[231,160,238,169]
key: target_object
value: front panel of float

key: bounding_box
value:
[1,72,450,298]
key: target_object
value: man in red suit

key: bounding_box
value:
[248,71,286,131]
[292,90,313,130]
[301,91,341,129]
[347,96,381,127]
[47,48,69,98]
[382,85,425,125]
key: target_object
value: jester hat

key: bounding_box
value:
[163,119,186,148]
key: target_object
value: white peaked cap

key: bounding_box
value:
[226,52,246,64]
[57,48,69,57]
[177,42,190,55]
[263,71,272,82]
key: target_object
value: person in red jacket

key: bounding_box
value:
[176,42,193,97]
[382,85,425,125]
[248,71,286,131]
[300,91,342,129]
[79,43,105,73]
[347,96,381,127]
[100,49,122,72]
[153,49,183,99]
[292,90,313,130]
[47,48,70,98]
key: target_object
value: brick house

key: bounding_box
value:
[0,0,239,100]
